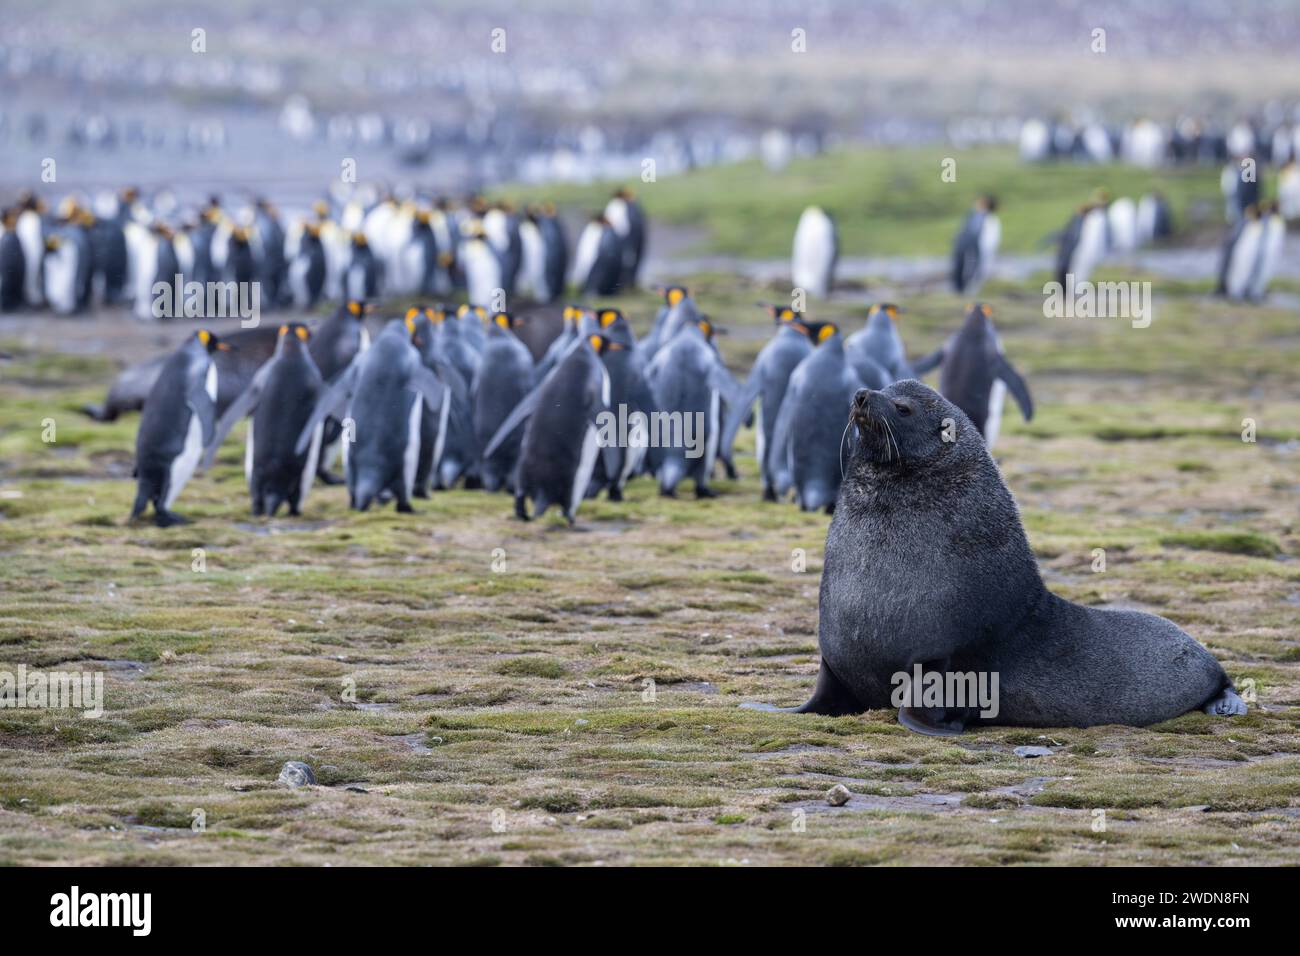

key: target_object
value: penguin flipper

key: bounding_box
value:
[201,368,268,470]
[995,354,1034,422]
[187,388,217,449]
[482,385,541,460]
[909,347,945,377]
[408,366,446,412]
[706,361,741,410]
[721,368,763,456]
[296,362,358,455]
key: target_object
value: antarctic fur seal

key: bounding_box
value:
[785,380,1245,734]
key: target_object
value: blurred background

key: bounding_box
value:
[4,0,1299,202]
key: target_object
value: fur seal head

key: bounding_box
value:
[848,380,980,472]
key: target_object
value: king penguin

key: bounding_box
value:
[501,331,612,525]
[201,323,325,517]
[791,206,837,299]
[572,215,623,296]
[1054,202,1108,287]
[0,208,25,311]
[130,329,227,527]
[604,188,646,290]
[645,315,737,498]
[296,318,448,512]
[843,303,908,385]
[586,308,657,501]
[950,195,1000,294]
[722,305,816,501]
[309,299,373,483]
[912,303,1033,447]
[473,310,536,492]
[766,322,862,512]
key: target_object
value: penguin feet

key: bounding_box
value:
[695,485,719,499]
[723,460,738,480]
[395,499,414,514]
[1202,687,1248,716]
[514,496,531,521]
[413,489,430,500]
[317,470,345,486]
[607,486,624,502]
[659,488,678,499]
[154,509,190,528]
[761,486,778,503]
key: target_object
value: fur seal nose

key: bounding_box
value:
[853,388,874,408]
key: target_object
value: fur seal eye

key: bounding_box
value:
[893,402,912,416]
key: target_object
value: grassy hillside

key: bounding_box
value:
[498,145,1234,258]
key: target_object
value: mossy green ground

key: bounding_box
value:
[498,145,1251,258]
[1,235,1298,866]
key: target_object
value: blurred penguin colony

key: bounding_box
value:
[0,185,646,318]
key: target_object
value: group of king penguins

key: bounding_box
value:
[724,300,1032,514]
[1051,190,1175,287]
[127,287,1033,528]
[0,184,648,320]
[128,285,731,527]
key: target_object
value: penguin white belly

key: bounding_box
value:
[431,385,451,484]
[244,418,255,483]
[166,413,204,509]
[792,211,835,297]
[289,257,310,306]
[1249,221,1284,300]
[703,388,721,477]
[402,395,423,497]
[44,245,79,315]
[571,225,602,288]
[983,379,1006,448]
[977,216,1000,283]
[571,424,601,519]
[754,404,766,480]
[1226,227,1263,300]
[17,212,43,305]
[464,244,501,306]
[299,422,323,508]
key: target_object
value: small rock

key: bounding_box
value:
[574,718,589,727]
[826,784,851,806]
[278,761,316,787]
[1014,746,1054,758]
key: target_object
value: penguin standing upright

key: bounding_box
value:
[912,303,1033,448]
[0,209,25,311]
[1246,201,1285,302]
[537,203,568,303]
[641,285,689,357]
[130,329,227,527]
[201,323,324,517]
[791,206,837,299]
[722,305,815,501]
[473,311,536,492]
[488,332,611,525]
[483,203,522,295]
[403,307,471,497]
[1279,161,1300,220]
[296,319,448,512]
[1054,203,1108,286]
[766,322,863,513]
[1217,204,1264,300]
[252,198,287,307]
[42,227,88,316]
[586,309,657,501]
[1221,159,1261,224]
[950,195,1000,294]
[344,232,382,300]
[288,221,327,308]
[88,203,129,304]
[604,188,645,290]
[517,212,554,303]
[844,303,911,383]
[309,299,372,483]
[458,220,504,308]
[431,307,482,488]
[645,315,737,498]
[14,194,46,308]
[533,305,581,381]
[571,215,623,296]
[1107,197,1138,254]
[1135,193,1173,246]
